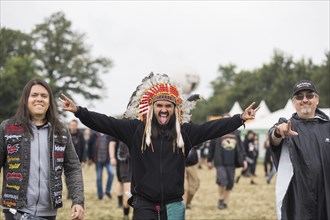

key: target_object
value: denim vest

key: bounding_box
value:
[0,119,84,210]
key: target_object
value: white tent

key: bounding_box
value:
[229,101,243,116]
[243,99,330,130]
[255,100,271,119]
[244,99,295,130]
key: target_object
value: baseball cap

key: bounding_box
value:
[292,80,317,96]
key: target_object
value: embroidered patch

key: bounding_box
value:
[2,200,17,207]
[7,157,20,163]
[6,125,23,134]
[9,163,21,169]
[3,193,18,200]
[6,172,23,181]
[7,144,20,154]
[54,152,64,158]
[6,184,20,190]
[4,134,22,142]
[55,145,65,152]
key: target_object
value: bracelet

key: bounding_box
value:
[240,113,246,128]
[273,129,282,138]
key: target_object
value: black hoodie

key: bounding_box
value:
[74,106,244,205]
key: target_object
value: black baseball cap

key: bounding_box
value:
[292,80,317,96]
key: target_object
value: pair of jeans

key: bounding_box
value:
[95,161,114,199]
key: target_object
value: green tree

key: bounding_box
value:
[0,55,39,121]
[0,28,34,68]
[192,50,329,123]
[0,28,37,122]
[310,52,330,108]
[31,11,112,102]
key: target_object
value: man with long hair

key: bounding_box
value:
[0,78,84,220]
[60,72,258,220]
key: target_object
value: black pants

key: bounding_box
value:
[3,209,56,220]
[130,196,168,220]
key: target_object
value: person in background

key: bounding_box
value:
[251,133,259,177]
[269,80,329,220]
[263,136,273,177]
[88,132,114,200]
[197,140,210,169]
[183,146,200,210]
[69,119,86,165]
[207,113,247,209]
[0,78,84,220]
[235,130,257,185]
[83,128,91,164]
[60,72,259,219]
[110,137,132,220]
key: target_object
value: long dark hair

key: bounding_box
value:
[14,78,64,136]
[151,114,177,142]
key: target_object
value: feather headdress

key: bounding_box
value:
[124,72,202,152]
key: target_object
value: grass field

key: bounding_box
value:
[0,163,277,220]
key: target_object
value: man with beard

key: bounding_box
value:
[60,73,259,220]
[269,80,330,220]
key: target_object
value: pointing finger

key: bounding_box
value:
[246,102,256,110]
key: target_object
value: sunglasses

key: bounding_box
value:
[293,93,316,101]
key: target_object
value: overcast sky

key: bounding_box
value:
[1,1,329,120]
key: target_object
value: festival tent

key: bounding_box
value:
[243,99,295,130]
[229,101,243,116]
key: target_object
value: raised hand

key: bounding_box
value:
[59,94,78,113]
[241,102,260,121]
[274,120,298,139]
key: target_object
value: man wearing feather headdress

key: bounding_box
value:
[60,72,259,220]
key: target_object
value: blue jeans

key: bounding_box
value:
[96,161,114,199]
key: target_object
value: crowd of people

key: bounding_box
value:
[0,76,328,220]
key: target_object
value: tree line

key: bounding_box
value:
[191,50,329,123]
[1,11,329,123]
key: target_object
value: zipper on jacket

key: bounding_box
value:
[34,131,41,216]
[159,137,164,208]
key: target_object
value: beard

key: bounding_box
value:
[151,114,176,140]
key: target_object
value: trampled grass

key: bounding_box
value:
[0,163,277,220]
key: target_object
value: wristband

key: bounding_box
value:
[240,113,246,128]
[273,129,282,138]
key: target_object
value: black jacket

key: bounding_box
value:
[269,109,330,220]
[74,107,244,205]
